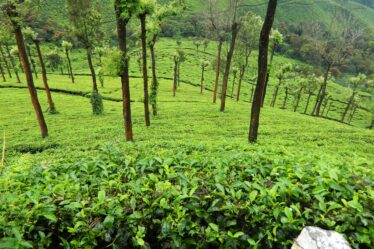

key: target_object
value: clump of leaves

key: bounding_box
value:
[90,91,103,115]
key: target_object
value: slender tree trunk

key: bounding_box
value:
[249,84,254,102]
[140,14,151,127]
[270,81,281,107]
[34,40,55,113]
[220,22,240,112]
[86,48,98,93]
[294,88,303,112]
[0,45,12,78]
[65,49,74,83]
[12,21,48,137]
[236,67,245,101]
[16,53,24,73]
[325,102,333,116]
[261,46,275,106]
[312,84,323,115]
[348,105,357,124]
[249,0,277,142]
[115,1,133,141]
[0,58,6,81]
[315,65,330,116]
[341,91,356,122]
[149,38,158,116]
[5,45,20,83]
[213,40,222,103]
[26,45,38,79]
[321,97,330,116]
[281,87,288,109]
[304,92,312,114]
[173,59,178,96]
[177,61,181,87]
[200,66,205,93]
[231,74,237,97]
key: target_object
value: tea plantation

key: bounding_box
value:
[0,38,373,248]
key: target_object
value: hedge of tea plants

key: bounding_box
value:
[0,144,373,249]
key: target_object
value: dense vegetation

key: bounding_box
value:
[0,0,373,248]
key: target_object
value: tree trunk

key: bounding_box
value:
[236,66,245,101]
[314,65,330,116]
[213,40,222,103]
[304,92,312,114]
[200,66,205,93]
[115,1,133,141]
[26,45,38,79]
[369,116,374,129]
[325,102,333,116]
[294,88,303,112]
[65,49,74,83]
[16,53,24,73]
[341,92,356,122]
[0,57,6,81]
[0,45,12,78]
[173,60,178,97]
[86,48,98,93]
[220,22,240,112]
[321,97,330,116]
[34,40,55,113]
[270,81,281,107]
[231,74,237,97]
[140,14,151,127]
[348,106,357,124]
[249,84,254,102]
[149,37,158,116]
[13,21,48,137]
[261,44,275,106]
[249,0,277,143]
[281,87,288,109]
[5,45,20,83]
[177,60,181,87]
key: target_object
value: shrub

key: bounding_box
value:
[90,91,104,115]
[0,145,373,248]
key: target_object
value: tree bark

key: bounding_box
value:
[304,92,312,114]
[270,81,281,107]
[314,65,330,116]
[34,40,55,113]
[213,40,222,103]
[325,102,332,116]
[236,66,245,101]
[0,45,12,78]
[173,59,178,97]
[86,48,98,93]
[281,87,288,109]
[149,37,158,116]
[249,0,277,143]
[294,87,303,112]
[115,1,133,141]
[220,22,240,112]
[321,96,330,116]
[249,84,254,102]
[140,13,151,127]
[65,49,74,83]
[341,91,357,122]
[5,45,20,83]
[200,66,205,93]
[12,18,48,137]
[26,45,38,79]
[348,105,357,124]
[0,57,6,81]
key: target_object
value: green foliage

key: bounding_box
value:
[90,91,104,115]
[0,144,373,248]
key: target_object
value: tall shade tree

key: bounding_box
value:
[270,63,292,107]
[200,60,210,93]
[205,0,227,103]
[261,29,283,106]
[66,0,104,115]
[114,0,139,141]
[235,12,262,101]
[62,41,74,83]
[0,53,6,81]
[1,0,48,138]
[137,0,155,127]
[303,75,320,114]
[0,29,20,82]
[24,27,56,113]
[341,73,367,122]
[0,43,12,78]
[248,0,277,143]
[220,0,240,112]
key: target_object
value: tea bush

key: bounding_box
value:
[1,144,373,248]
